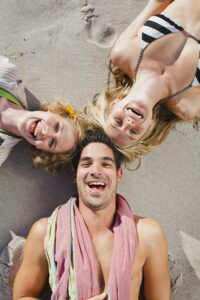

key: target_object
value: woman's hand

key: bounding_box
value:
[86,292,107,300]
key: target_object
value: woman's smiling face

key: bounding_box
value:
[105,96,153,147]
[17,110,78,153]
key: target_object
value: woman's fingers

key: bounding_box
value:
[87,292,107,300]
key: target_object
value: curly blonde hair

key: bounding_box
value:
[31,101,78,174]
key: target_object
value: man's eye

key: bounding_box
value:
[54,122,60,133]
[103,163,112,167]
[80,163,91,167]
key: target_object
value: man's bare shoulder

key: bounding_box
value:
[13,218,49,299]
[134,215,168,254]
[28,217,48,244]
[133,216,170,298]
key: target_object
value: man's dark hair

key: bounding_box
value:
[72,130,124,172]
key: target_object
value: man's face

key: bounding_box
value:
[76,142,122,210]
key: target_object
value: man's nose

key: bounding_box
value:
[89,163,102,176]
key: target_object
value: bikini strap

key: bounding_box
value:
[135,47,147,79]
[161,83,192,103]
[183,30,200,43]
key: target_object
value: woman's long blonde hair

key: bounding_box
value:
[83,60,196,161]
[84,86,183,161]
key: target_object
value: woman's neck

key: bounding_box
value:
[134,66,172,107]
[0,99,26,136]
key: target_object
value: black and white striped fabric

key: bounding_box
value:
[137,14,200,87]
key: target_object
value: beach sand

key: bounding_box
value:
[0,1,200,299]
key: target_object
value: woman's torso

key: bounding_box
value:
[127,0,200,119]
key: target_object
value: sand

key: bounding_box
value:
[0,1,200,299]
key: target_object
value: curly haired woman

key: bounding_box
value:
[0,56,78,169]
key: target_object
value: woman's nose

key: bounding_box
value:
[41,124,55,138]
[123,117,135,129]
[41,124,48,135]
[126,117,134,124]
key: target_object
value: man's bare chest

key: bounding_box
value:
[92,231,114,291]
[129,242,146,300]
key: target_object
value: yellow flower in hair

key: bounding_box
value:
[65,104,75,118]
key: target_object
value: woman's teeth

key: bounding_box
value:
[127,107,143,119]
[30,121,40,138]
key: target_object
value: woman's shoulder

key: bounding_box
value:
[165,86,200,120]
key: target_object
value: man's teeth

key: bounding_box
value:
[88,182,106,189]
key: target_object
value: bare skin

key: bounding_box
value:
[107,0,200,146]
[0,97,78,153]
[13,143,170,300]
[13,216,169,300]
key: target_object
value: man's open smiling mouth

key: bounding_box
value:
[86,181,106,192]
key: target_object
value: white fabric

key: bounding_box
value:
[0,56,28,167]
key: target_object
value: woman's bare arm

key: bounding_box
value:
[111,0,173,76]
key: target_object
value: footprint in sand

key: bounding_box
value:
[81,3,117,49]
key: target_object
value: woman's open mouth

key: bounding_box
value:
[28,120,41,140]
[127,107,144,119]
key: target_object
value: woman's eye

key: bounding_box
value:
[114,118,122,127]
[55,122,60,133]
[130,129,138,135]
[49,139,54,149]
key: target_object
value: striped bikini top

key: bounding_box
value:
[136,14,200,99]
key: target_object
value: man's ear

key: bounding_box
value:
[117,167,123,183]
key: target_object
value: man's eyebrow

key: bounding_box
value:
[79,157,92,162]
[79,156,114,163]
[101,157,114,163]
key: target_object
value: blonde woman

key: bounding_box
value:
[0,56,78,169]
[86,0,200,160]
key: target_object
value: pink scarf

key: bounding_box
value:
[51,194,137,300]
